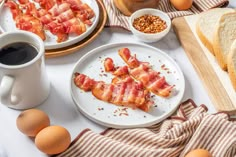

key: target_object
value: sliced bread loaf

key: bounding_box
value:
[213,12,236,71]
[227,39,236,90]
[196,8,235,55]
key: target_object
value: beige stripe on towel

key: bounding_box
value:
[102,0,229,30]
[54,99,236,157]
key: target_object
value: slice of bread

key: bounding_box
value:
[227,39,236,90]
[213,12,236,71]
[196,8,235,55]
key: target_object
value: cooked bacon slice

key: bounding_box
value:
[118,48,140,68]
[5,0,95,43]
[103,58,153,111]
[119,48,174,97]
[104,58,129,76]
[18,0,29,4]
[75,4,94,26]
[40,13,54,25]
[56,9,74,23]
[74,73,96,91]
[113,66,129,76]
[104,58,114,72]
[74,73,153,112]
[73,3,94,18]
[48,4,61,16]
[48,2,71,16]
[130,64,174,97]
[63,18,86,35]
[15,14,46,40]
[63,0,82,10]
[25,2,38,17]
[47,21,68,42]
[5,1,22,20]
[34,0,56,10]
[6,0,46,40]
[37,8,48,17]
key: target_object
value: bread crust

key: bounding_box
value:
[213,26,228,71]
[196,21,215,55]
[227,60,236,90]
[227,41,236,91]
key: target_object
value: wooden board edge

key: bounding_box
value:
[172,17,236,115]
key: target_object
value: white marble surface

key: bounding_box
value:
[2,1,235,155]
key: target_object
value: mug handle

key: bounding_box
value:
[0,75,19,106]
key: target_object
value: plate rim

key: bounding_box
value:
[70,42,185,128]
[0,0,100,50]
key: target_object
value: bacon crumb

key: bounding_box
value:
[98,107,104,111]
[113,107,129,117]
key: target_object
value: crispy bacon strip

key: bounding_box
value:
[5,0,22,20]
[63,18,86,35]
[40,13,54,25]
[119,48,174,97]
[57,9,74,23]
[75,4,95,26]
[16,15,46,40]
[34,0,56,10]
[48,2,70,16]
[25,2,38,17]
[18,0,29,4]
[6,0,46,40]
[104,57,153,111]
[104,58,129,76]
[5,0,95,42]
[63,0,82,10]
[47,21,68,42]
[74,73,153,112]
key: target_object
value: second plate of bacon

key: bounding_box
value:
[0,0,99,50]
[70,43,185,128]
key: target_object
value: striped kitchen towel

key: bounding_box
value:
[54,99,236,157]
[102,0,229,30]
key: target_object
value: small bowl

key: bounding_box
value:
[129,8,171,43]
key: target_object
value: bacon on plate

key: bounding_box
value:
[104,58,129,76]
[118,48,174,97]
[74,73,153,112]
[5,0,95,42]
[6,0,46,40]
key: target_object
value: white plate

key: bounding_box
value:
[70,43,185,128]
[0,0,99,50]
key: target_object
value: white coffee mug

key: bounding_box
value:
[0,30,50,110]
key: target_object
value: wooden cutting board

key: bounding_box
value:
[172,15,236,115]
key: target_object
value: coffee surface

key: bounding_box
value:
[0,42,38,65]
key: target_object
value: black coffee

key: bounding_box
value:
[0,42,38,65]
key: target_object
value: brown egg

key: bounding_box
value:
[185,149,212,157]
[170,0,193,10]
[16,109,50,137]
[35,126,71,155]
